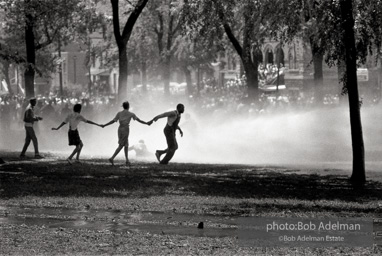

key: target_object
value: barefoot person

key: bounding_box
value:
[149,103,184,165]
[52,103,101,164]
[20,98,44,159]
[102,101,149,166]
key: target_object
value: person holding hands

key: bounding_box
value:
[148,103,184,165]
[101,101,149,166]
[52,103,101,164]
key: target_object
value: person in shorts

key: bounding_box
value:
[101,101,149,166]
[52,103,101,164]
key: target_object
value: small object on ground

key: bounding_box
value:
[67,159,73,165]
[19,155,26,159]
[75,160,81,164]
[197,222,204,229]
[109,158,114,166]
[155,151,161,162]
[34,155,44,159]
[0,158,5,164]
[126,161,131,166]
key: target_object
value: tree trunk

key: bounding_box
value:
[313,52,324,103]
[163,55,171,94]
[163,13,175,95]
[244,59,259,100]
[24,13,36,99]
[196,66,201,97]
[311,42,324,104]
[111,0,150,103]
[88,65,92,97]
[242,7,258,101]
[1,60,13,95]
[118,46,128,102]
[58,36,64,97]
[140,60,147,92]
[86,40,93,97]
[339,0,365,186]
[219,4,259,102]
[183,65,192,95]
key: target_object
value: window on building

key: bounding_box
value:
[288,47,296,69]
[92,52,96,68]
[264,46,273,64]
[267,49,274,64]
[275,47,285,67]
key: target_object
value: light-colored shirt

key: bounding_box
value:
[64,112,87,130]
[167,110,179,126]
[113,110,137,128]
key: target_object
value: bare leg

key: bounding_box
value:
[109,145,124,165]
[124,146,130,164]
[75,142,83,160]
[68,145,80,160]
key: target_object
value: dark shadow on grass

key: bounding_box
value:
[0,161,381,204]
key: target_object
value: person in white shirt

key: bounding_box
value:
[148,103,184,164]
[101,101,149,166]
[20,98,44,159]
[52,103,101,164]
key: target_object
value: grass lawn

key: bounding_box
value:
[0,151,381,255]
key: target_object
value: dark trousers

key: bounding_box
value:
[21,126,39,155]
[158,125,178,164]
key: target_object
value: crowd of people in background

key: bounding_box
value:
[0,76,379,135]
[258,63,285,86]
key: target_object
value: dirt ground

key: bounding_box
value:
[0,151,381,255]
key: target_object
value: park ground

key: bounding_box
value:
[0,151,381,255]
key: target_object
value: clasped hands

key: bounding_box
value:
[146,117,158,126]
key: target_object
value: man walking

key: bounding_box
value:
[149,103,184,164]
[20,98,44,159]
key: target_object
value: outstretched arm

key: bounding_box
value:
[150,111,176,123]
[102,120,116,128]
[136,117,149,125]
[52,122,66,130]
[86,120,101,127]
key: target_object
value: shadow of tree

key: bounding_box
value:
[0,161,381,205]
